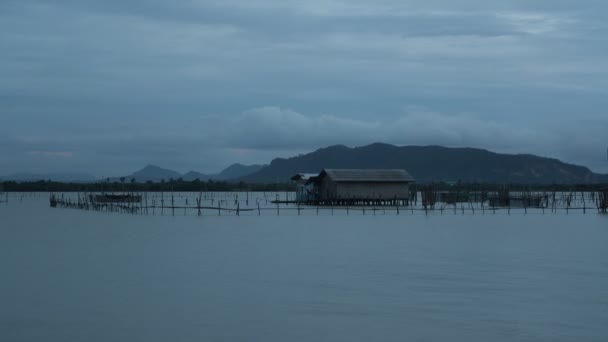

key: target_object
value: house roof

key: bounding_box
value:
[320,169,415,183]
[291,173,319,181]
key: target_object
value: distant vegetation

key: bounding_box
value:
[1,179,605,193]
[0,179,293,192]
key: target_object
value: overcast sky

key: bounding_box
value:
[1,0,607,177]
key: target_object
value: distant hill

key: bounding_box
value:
[122,165,182,182]
[241,143,608,184]
[0,172,97,183]
[121,163,265,182]
[182,163,265,181]
[182,171,211,182]
[215,163,265,180]
[5,145,603,185]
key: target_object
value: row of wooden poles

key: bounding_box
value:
[419,190,608,214]
[48,190,608,216]
[0,192,42,203]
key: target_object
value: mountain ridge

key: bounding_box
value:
[2,144,606,184]
[240,143,608,184]
[120,163,266,182]
[0,163,265,183]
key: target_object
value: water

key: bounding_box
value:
[1,194,607,341]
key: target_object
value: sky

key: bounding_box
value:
[1,0,607,177]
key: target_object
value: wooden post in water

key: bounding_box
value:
[171,189,175,217]
[199,192,203,216]
[583,194,586,214]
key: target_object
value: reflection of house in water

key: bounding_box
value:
[292,169,415,205]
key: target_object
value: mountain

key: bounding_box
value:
[123,165,182,182]
[182,171,212,182]
[241,143,608,184]
[120,163,265,182]
[215,163,265,180]
[0,172,97,182]
[181,164,265,181]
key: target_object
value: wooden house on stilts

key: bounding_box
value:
[292,169,415,206]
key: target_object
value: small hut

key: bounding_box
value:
[310,169,415,205]
[291,173,319,202]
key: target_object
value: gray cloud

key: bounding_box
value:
[1,0,607,176]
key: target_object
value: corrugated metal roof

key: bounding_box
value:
[321,169,415,182]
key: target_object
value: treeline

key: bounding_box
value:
[413,182,608,192]
[0,179,295,192]
[1,180,606,193]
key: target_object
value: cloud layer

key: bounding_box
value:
[1,0,607,175]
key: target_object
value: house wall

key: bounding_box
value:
[337,182,410,200]
[319,176,338,200]
[319,181,410,200]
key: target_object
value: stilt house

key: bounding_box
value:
[308,169,415,203]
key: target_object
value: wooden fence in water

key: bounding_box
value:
[0,191,38,204]
[45,190,608,216]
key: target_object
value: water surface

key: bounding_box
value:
[1,194,607,341]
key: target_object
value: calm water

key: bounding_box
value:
[1,194,607,341]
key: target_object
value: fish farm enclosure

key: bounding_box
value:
[31,189,608,216]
